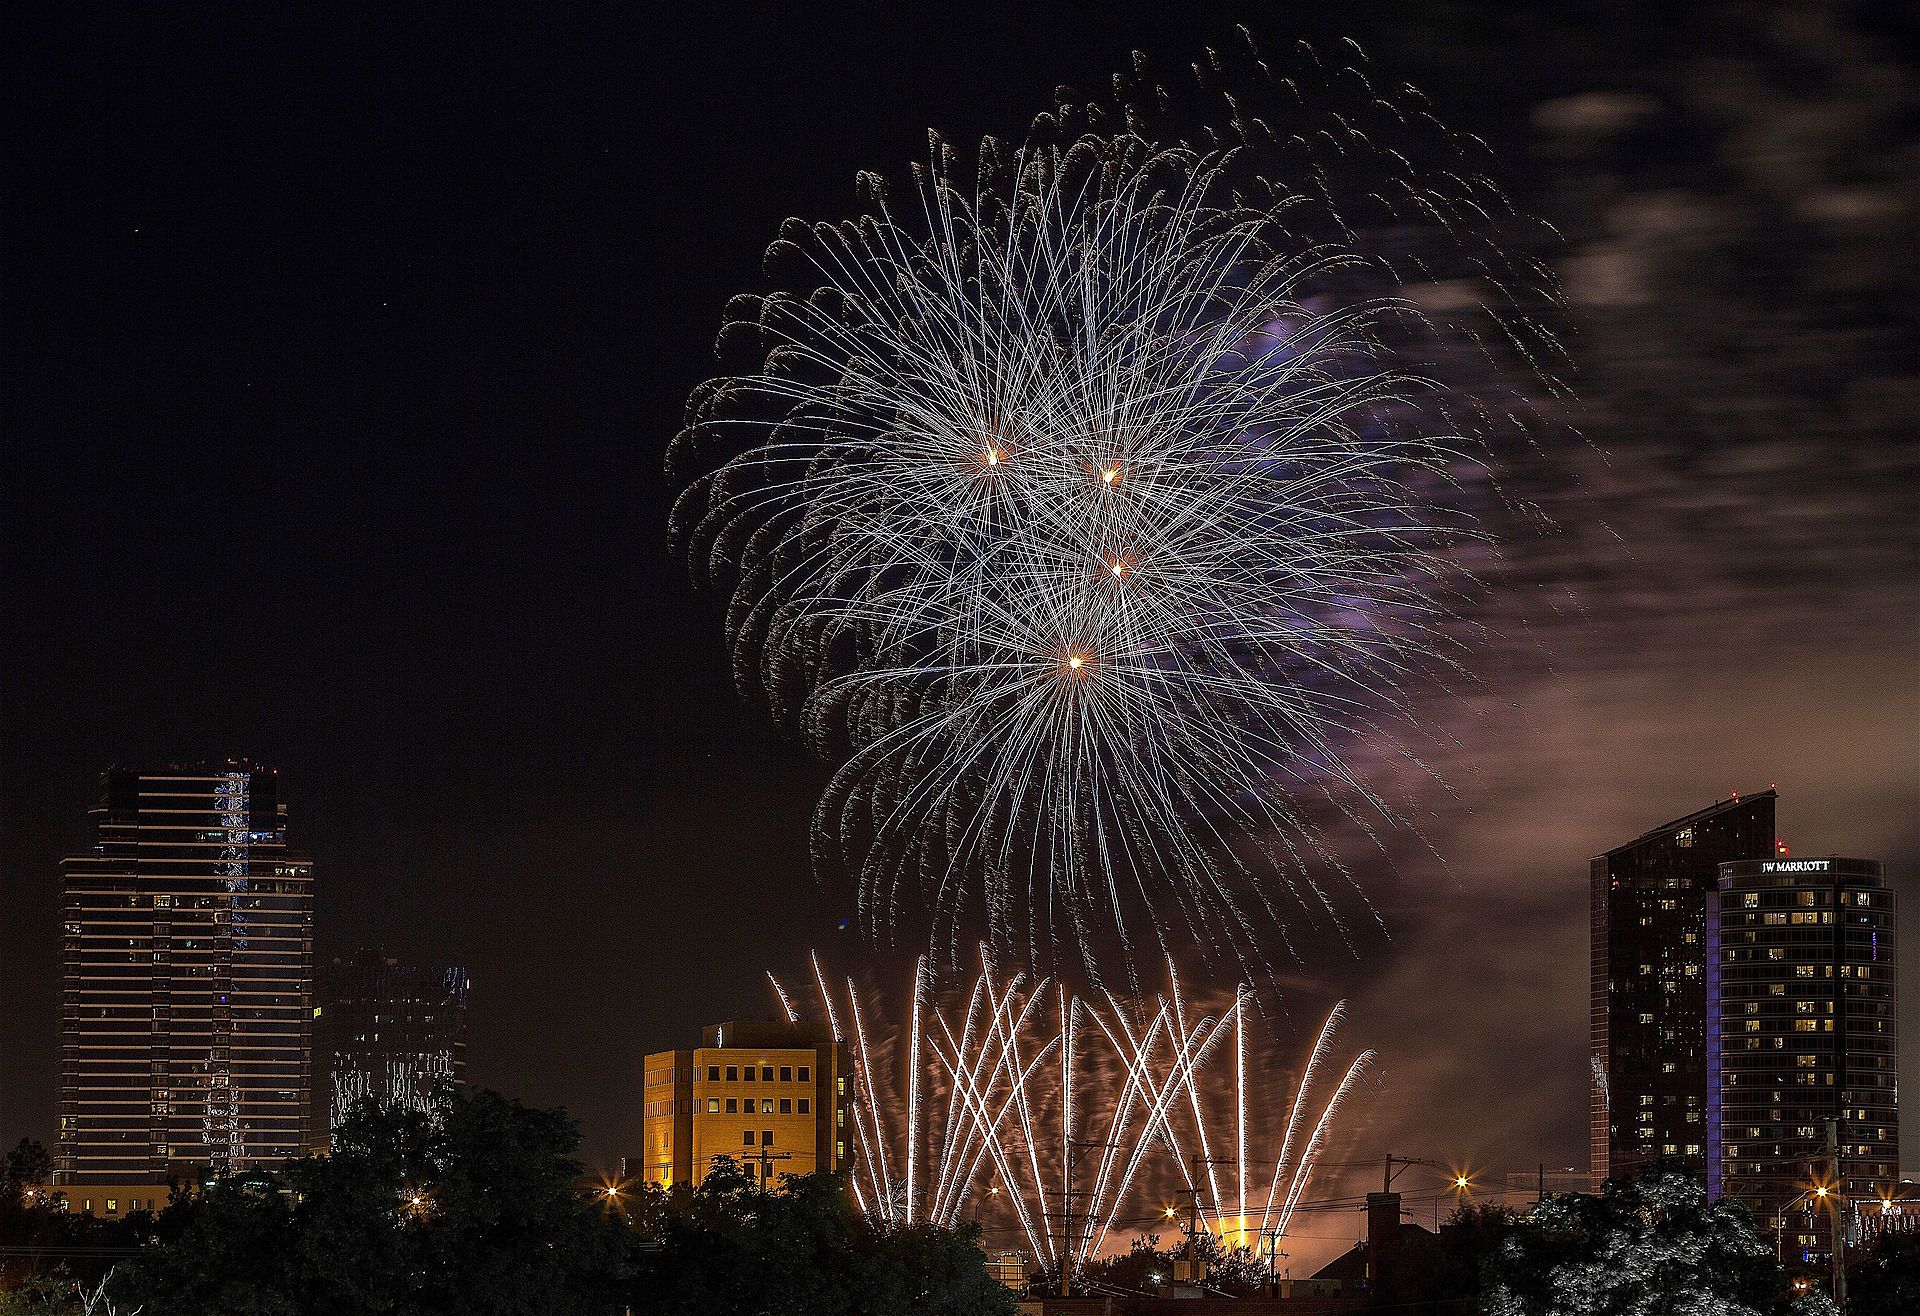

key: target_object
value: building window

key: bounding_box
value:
[798,1099,810,1114]
[707,1098,720,1113]
[708,1066,720,1081]
[726,1066,738,1081]
[762,1099,774,1114]
[725,1098,738,1113]
[798,1067,810,1082]
[743,1130,755,1146]
[780,1098,793,1114]
[780,1066,793,1082]
[761,1066,774,1082]
[743,1066,755,1082]
[743,1162,755,1178]
[762,1131,773,1146]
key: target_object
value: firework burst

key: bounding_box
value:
[773,951,1373,1272]
[672,36,1565,980]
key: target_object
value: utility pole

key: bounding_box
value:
[1825,1121,1846,1307]
[754,1146,793,1191]
[1058,1138,1113,1299]
[1176,1154,1239,1289]
[1381,1153,1440,1193]
[1188,1179,1203,1286]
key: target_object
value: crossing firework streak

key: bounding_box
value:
[773,951,1373,1271]
[672,35,1567,978]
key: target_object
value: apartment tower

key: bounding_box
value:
[57,765,315,1185]
[319,948,471,1138]
[1590,790,1777,1186]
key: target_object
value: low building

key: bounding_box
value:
[641,1020,851,1189]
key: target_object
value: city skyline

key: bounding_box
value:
[4,1,1916,1275]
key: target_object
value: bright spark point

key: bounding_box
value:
[1067,654,1085,670]
[1101,467,1118,484]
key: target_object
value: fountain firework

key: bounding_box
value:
[771,950,1373,1271]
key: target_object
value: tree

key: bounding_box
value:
[0,1267,80,1316]
[1043,1230,1274,1298]
[1847,1228,1920,1316]
[113,1089,629,1316]
[630,1158,1015,1316]
[1481,1161,1808,1316]
[1,1142,52,1204]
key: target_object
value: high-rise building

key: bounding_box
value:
[641,1020,850,1190]
[1590,790,1777,1185]
[318,949,470,1138]
[57,765,315,1185]
[1708,856,1898,1261]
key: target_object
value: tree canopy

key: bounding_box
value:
[1483,1161,1826,1316]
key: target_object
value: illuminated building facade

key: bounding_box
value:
[1709,856,1898,1261]
[318,949,470,1138]
[57,765,315,1184]
[1590,790,1776,1185]
[641,1020,850,1189]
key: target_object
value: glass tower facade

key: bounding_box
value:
[319,949,470,1137]
[57,766,315,1184]
[1709,857,1898,1262]
[1590,791,1776,1186]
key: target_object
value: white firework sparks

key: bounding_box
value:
[673,39,1564,978]
[776,951,1372,1274]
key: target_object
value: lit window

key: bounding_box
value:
[707,1098,720,1113]
[762,1099,774,1115]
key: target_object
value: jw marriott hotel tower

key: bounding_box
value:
[56,765,315,1185]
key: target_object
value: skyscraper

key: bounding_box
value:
[641,1020,850,1189]
[1590,790,1776,1186]
[319,949,470,1137]
[57,765,315,1185]
[1709,856,1898,1261]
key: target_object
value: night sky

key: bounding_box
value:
[5,0,1916,1264]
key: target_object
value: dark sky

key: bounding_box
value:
[5,0,1916,1266]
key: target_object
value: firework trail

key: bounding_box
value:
[671,34,1566,980]
[775,950,1373,1272]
